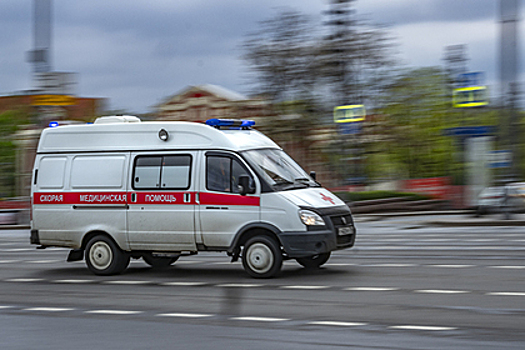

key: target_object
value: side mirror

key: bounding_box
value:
[238,175,250,196]
[309,171,316,181]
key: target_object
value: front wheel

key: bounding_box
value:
[296,252,331,269]
[242,236,282,278]
[85,235,130,275]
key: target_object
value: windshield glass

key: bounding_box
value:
[242,149,318,190]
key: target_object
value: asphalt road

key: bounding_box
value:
[1,218,524,349]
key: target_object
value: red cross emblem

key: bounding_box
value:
[320,193,335,205]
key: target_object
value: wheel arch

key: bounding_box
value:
[228,223,283,254]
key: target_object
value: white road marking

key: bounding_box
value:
[325,263,357,266]
[309,321,367,327]
[5,278,43,282]
[427,265,474,268]
[488,266,525,269]
[389,325,457,331]
[157,313,213,318]
[0,306,13,309]
[216,284,263,288]
[345,287,398,292]
[231,316,290,322]
[0,260,19,264]
[53,279,94,284]
[414,290,470,294]
[486,292,525,296]
[280,285,330,290]
[103,280,151,285]
[368,264,416,267]
[161,282,207,286]
[24,307,74,312]
[85,310,143,315]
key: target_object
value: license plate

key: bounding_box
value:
[338,226,353,236]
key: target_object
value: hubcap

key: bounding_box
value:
[246,242,274,274]
[89,241,113,270]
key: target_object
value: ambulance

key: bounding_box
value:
[30,116,356,278]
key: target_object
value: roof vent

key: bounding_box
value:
[94,116,141,124]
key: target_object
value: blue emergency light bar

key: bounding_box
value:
[206,118,255,130]
[49,121,59,128]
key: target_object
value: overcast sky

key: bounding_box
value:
[0,0,523,113]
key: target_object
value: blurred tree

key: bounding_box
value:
[0,110,32,198]
[241,9,318,103]
[371,67,455,180]
[320,0,396,107]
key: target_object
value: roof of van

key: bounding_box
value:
[37,117,280,153]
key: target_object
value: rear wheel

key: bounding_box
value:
[85,235,130,275]
[242,236,282,278]
[143,254,179,269]
[296,252,331,269]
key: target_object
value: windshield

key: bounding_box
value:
[242,149,319,190]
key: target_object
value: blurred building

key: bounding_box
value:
[155,84,269,122]
[0,93,107,124]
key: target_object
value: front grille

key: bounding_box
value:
[330,214,353,227]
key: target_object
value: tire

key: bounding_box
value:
[296,252,331,269]
[143,254,179,269]
[85,235,130,275]
[242,236,282,278]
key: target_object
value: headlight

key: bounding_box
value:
[299,210,325,226]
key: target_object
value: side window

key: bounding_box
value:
[133,155,192,190]
[206,155,254,193]
[161,156,191,189]
[134,157,162,189]
[207,156,231,192]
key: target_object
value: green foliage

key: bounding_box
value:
[0,110,32,197]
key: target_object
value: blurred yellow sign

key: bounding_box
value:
[32,94,76,106]
[333,105,366,123]
[452,86,488,108]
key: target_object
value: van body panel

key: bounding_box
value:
[127,151,198,251]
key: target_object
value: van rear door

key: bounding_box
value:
[127,152,198,251]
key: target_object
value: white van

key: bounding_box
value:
[30,116,356,278]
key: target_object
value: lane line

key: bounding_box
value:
[488,266,525,269]
[5,278,43,283]
[161,282,208,286]
[216,284,264,288]
[486,292,525,296]
[53,279,95,284]
[231,316,290,322]
[389,325,457,331]
[280,285,330,290]
[414,290,470,294]
[85,310,143,315]
[157,313,213,318]
[345,287,398,292]
[24,307,75,312]
[427,265,474,268]
[309,321,367,327]
[103,280,152,285]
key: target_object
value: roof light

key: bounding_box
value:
[49,121,59,128]
[205,118,255,130]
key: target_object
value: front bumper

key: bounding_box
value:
[279,205,356,258]
[279,225,356,258]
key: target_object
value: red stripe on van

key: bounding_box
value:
[199,192,260,206]
[33,192,127,205]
